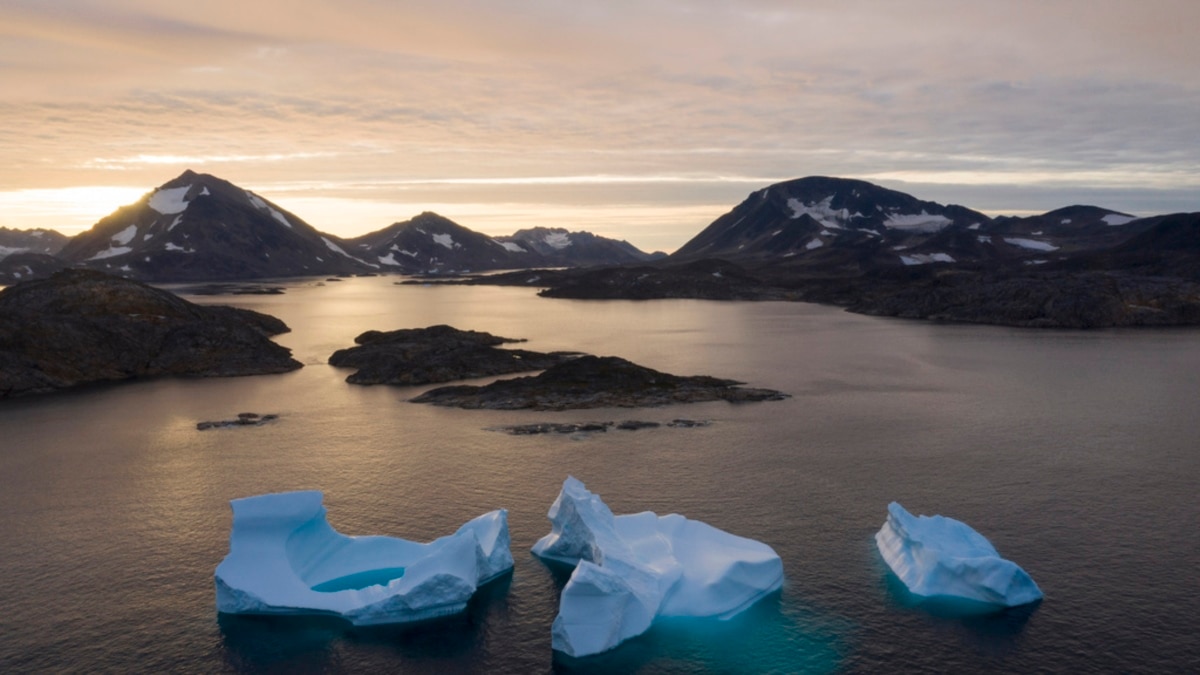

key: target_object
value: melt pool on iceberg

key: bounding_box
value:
[875,501,1043,609]
[532,476,784,658]
[214,490,512,625]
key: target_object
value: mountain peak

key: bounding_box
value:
[673,176,990,262]
[54,171,374,281]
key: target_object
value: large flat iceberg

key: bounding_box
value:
[532,477,784,658]
[875,501,1042,608]
[215,491,512,625]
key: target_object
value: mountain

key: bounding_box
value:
[496,227,665,267]
[346,214,663,274]
[56,170,376,281]
[4,173,662,283]
[346,212,526,274]
[0,253,69,285]
[672,176,992,268]
[670,177,1166,274]
[470,176,1200,328]
[0,227,69,259]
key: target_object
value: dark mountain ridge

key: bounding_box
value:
[56,170,375,281]
[2,171,660,283]
[456,177,1199,328]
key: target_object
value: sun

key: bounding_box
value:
[0,186,148,234]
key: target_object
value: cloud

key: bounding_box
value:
[1,0,1197,250]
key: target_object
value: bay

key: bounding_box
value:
[1,276,1197,673]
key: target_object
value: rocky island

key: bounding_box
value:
[410,355,788,410]
[0,270,301,398]
[328,324,578,385]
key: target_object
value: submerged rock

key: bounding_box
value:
[328,324,577,385]
[532,477,784,657]
[0,270,301,398]
[875,501,1043,609]
[489,419,710,435]
[215,490,513,625]
[196,413,280,430]
[411,355,789,410]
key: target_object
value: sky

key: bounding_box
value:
[2,0,1197,253]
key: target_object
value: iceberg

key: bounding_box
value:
[532,477,784,657]
[875,501,1042,608]
[214,491,512,625]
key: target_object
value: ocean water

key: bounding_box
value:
[1,276,1197,673]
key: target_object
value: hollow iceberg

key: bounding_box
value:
[875,501,1043,608]
[214,490,512,625]
[532,477,784,658]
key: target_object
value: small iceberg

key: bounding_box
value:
[875,501,1042,609]
[533,477,784,658]
[215,491,512,625]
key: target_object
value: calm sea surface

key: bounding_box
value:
[1,276,1197,673]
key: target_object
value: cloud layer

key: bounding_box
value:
[2,0,1197,249]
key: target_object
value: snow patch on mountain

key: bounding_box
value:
[321,237,349,257]
[88,246,132,261]
[805,238,824,250]
[148,186,191,215]
[245,191,293,229]
[900,252,956,265]
[787,196,850,229]
[1004,238,1059,252]
[543,232,572,249]
[432,233,458,249]
[884,211,953,232]
[500,241,527,253]
[1103,214,1137,226]
[111,225,139,246]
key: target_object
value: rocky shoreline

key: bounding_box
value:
[0,270,302,398]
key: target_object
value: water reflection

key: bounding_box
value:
[551,590,842,674]
[218,573,513,672]
[879,567,1039,651]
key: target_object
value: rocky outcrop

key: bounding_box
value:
[328,324,578,385]
[489,419,710,435]
[0,270,302,398]
[410,355,788,410]
[196,413,280,430]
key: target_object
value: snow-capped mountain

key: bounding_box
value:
[56,170,375,281]
[347,215,662,274]
[497,227,664,267]
[672,177,1159,270]
[347,212,527,274]
[672,176,990,267]
[0,227,68,260]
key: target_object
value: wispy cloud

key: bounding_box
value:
[1,0,1197,249]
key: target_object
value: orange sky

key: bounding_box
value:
[2,0,1198,252]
